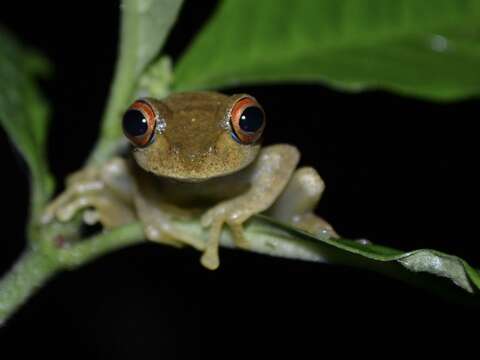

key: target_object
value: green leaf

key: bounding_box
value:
[0,28,53,216]
[174,0,480,101]
[99,213,474,297]
[246,216,480,297]
[91,0,182,163]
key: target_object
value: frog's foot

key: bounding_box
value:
[41,159,136,229]
[266,166,338,238]
[134,196,206,251]
[291,213,338,239]
[42,184,135,229]
[200,199,252,270]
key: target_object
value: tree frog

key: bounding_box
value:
[43,92,337,269]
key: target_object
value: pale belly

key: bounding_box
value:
[132,162,251,209]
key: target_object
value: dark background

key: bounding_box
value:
[0,0,478,358]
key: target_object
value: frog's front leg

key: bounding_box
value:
[130,169,206,250]
[200,144,300,269]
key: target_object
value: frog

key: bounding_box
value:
[42,92,337,269]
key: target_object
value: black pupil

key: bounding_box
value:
[239,106,264,133]
[123,110,148,137]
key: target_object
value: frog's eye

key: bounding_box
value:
[123,100,157,147]
[229,96,265,144]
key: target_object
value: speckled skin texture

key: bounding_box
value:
[43,92,336,269]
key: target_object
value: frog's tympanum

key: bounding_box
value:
[43,92,337,269]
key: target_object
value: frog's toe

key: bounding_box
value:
[200,250,220,270]
[41,189,76,224]
[144,224,186,248]
[144,222,206,251]
[41,205,57,224]
[174,230,206,251]
[199,218,223,269]
[83,209,100,225]
[227,222,249,249]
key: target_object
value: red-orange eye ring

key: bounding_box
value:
[230,96,265,144]
[122,100,157,147]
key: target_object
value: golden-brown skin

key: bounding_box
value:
[134,93,261,181]
[43,92,336,269]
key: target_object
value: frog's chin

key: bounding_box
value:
[161,175,218,183]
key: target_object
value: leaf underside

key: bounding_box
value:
[174,0,480,101]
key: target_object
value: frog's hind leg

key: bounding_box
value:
[41,157,137,229]
[134,195,206,251]
[266,167,338,238]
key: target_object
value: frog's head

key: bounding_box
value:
[122,92,266,182]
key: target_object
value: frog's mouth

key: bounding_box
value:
[133,147,259,183]
[139,158,254,183]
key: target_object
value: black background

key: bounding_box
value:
[0,0,478,358]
